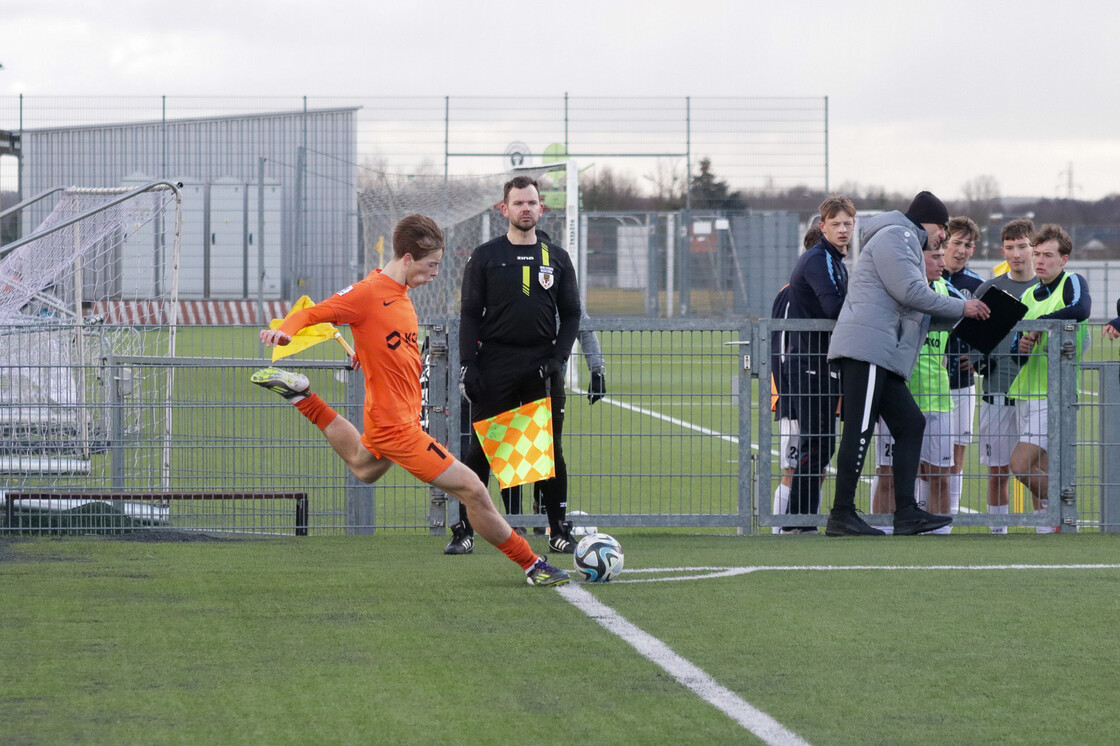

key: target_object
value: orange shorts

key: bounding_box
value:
[361,421,454,483]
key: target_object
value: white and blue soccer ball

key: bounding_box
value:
[573,533,624,582]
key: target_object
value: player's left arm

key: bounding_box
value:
[1041,273,1091,322]
[805,252,845,319]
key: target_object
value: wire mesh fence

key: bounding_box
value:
[2,318,1116,536]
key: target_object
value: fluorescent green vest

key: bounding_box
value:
[1008,273,1086,400]
[908,278,951,413]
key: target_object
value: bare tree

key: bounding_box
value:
[642,158,685,210]
[960,174,1003,224]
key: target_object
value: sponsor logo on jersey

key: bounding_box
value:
[538,265,555,290]
[385,330,418,350]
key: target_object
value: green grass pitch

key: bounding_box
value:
[3,532,1120,745]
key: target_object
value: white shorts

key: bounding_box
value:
[875,419,893,467]
[779,418,800,470]
[1016,399,1048,451]
[876,413,953,468]
[978,398,1018,467]
[919,411,954,468]
[950,385,976,447]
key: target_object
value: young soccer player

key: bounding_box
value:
[1008,224,1091,533]
[972,219,1037,533]
[942,217,984,532]
[252,214,570,586]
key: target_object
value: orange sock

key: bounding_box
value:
[496,531,538,571]
[294,393,339,431]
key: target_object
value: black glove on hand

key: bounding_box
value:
[588,369,606,405]
[459,363,482,404]
[539,358,565,380]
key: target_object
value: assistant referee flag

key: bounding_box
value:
[472,398,556,489]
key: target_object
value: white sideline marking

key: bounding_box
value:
[556,583,811,746]
[584,392,740,445]
[614,564,1120,584]
[558,564,1120,742]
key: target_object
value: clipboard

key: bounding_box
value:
[951,285,1028,355]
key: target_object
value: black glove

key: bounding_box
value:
[459,363,483,404]
[588,369,606,405]
[539,358,565,380]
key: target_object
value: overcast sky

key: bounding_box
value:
[3,0,1116,201]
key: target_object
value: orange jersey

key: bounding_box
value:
[280,270,421,430]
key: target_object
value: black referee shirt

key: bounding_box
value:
[459,235,581,364]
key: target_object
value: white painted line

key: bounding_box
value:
[583,392,740,445]
[557,583,811,746]
[613,564,1120,584]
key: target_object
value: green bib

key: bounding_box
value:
[1008,273,1086,400]
[908,278,951,413]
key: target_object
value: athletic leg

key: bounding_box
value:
[876,375,926,512]
[832,358,883,511]
[252,369,394,483]
[536,377,569,535]
[826,358,885,536]
[430,460,569,585]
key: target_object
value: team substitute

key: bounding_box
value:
[972,219,1037,532]
[251,214,570,586]
[1008,224,1091,532]
[449,176,583,555]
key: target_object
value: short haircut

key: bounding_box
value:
[1001,218,1035,243]
[947,216,980,243]
[503,175,541,203]
[818,195,856,222]
[1032,223,1073,256]
[803,225,822,250]
[393,214,444,260]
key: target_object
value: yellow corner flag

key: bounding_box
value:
[472,398,556,490]
[268,295,354,361]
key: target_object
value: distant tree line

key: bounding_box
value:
[577,162,1120,257]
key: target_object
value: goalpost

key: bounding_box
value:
[0,182,183,504]
[355,162,579,324]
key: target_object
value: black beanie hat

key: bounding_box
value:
[905,191,949,228]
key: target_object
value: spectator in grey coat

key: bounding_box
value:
[825,191,990,536]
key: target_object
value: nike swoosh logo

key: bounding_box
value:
[383,300,398,306]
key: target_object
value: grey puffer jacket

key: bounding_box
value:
[827,211,965,380]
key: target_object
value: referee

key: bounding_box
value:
[447,175,583,555]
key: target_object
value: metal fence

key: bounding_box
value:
[1,95,826,316]
[755,318,1117,533]
[2,317,1116,536]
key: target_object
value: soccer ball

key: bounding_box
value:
[569,510,597,537]
[573,533,624,582]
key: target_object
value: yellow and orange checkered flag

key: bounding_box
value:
[472,398,556,490]
[268,295,354,361]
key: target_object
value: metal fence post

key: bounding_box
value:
[1101,361,1120,532]
[1057,322,1079,532]
[426,323,452,536]
[346,365,375,534]
[736,322,756,534]
[109,357,125,490]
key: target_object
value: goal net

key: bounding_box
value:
[0,183,182,491]
[356,164,575,324]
